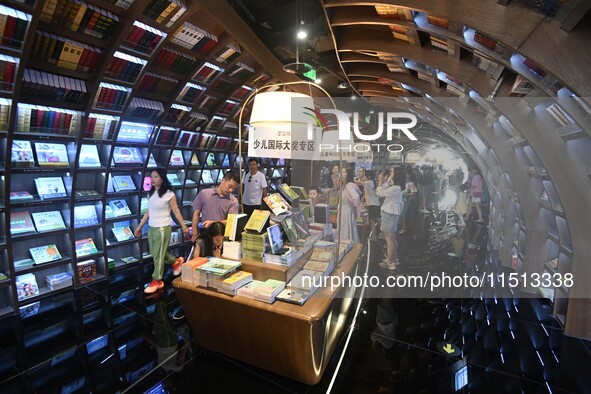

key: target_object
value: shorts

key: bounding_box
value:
[380,212,399,233]
[471,196,481,203]
[368,205,380,220]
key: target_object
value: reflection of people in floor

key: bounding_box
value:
[145,296,190,375]
[454,184,469,226]
[465,168,484,223]
[377,167,405,271]
[371,298,397,353]
[339,167,362,243]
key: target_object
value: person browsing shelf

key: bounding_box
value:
[134,169,189,294]
[191,171,240,241]
[376,166,405,271]
[194,221,225,258]
[242,158,268,217]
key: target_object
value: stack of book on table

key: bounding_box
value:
[181,257,208,284]
[194,257,241,288]
[218,271,253,296]
[236,280,264,298]
[222,241,241,260]
[253,278,286,304]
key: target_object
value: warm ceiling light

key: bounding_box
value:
[337,81,349,89]
[297,30,307,39]
[315,78,322,84]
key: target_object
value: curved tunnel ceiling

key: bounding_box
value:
[315,0,591,338]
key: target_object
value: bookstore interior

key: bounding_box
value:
[0,0,590,393]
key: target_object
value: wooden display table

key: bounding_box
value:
[173,244,363,385]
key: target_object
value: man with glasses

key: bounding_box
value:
[242,158,268,217]
[191,171,240,241]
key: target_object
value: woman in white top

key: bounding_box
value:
[339,167,362,243]
[135,169,189,294]
[356,170,380,241]
[376,167,405,270]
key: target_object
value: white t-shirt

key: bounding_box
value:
[148,190,174,227]
[363,180,379,206]
[242,171,267,205]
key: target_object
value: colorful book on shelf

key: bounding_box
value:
[290,186,309,200]
[11,140,35,167]
[112,226,134,242]
[263,193,290,216]
[167,173,182,187]
[112,175,136,192]
[78,145,101,167]
[34,177,67,199]
[205,153,216,166]
[201,170,214,184]
[244,209,270,234]
[77,260,97,284]
[75,238,99,257]
[140,197,148,214]
[74,205,99,227]
[16,273,40,301]
[190,153,199,166]
[267,224,287,254]
[108,199,132,217]
[117,121,153,143]
[29,244,62,265]
[112,146,143,165]
[31,211,66,232]
[10,211,36,234]
[168,150,184,167]
[10,191,34,201]
[147,153,158,167]
[224,213,248,241]
[34,143,69,167]
[277,183,299,204]
[143,176,152,191]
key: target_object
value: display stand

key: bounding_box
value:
[173,243,362,384]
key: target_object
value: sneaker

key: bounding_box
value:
[379,259,389,269]
[172,257,184,276]
[387,262,397,271]
[144,280,164,294]
[170,305,185,320]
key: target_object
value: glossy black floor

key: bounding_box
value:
[1,203,591,393]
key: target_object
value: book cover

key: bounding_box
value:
[112,226,134,242]
[11,140,35,167]
[10,211,36,234]
[276,287,313,305]
[74,205,99,227]
[75,238,99,257]
[278,183,299,203]
[31,210,67,232]
[108,199,132,217]
[77,260,97,284]
[281,216,302,245]
[205,152,215,166]
[112,175,136,192]
[34,177,67,199]
[224,213,248,241]
[190,153,199,166]
[29,244,62,265]
[112,146,143,165]
[221,271,253,290]
[197,258,242,275]
[78,144,101,167]
[117,121,153,143]
[236,279,264,298]
[244,209,270,234]
[34,142,69,167]
[267,224,285,254]
[167,173,182,186]
[290,186,309,200]
[16,273,40,301]
[314,204,329,224]
[201,170,214,184]
[143,176,151,191]
[169,150,184,166]
[263,193,290,216]
[10,191,34,200]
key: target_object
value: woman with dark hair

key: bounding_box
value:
[362,170,380,241]
[328,164,340,190]
[339,167,362,243]
[135,169,189,294]
[194,221,225,257]
[376,166,406,270]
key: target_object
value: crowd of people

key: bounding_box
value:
[136,157,486,292]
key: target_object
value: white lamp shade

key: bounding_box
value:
[249,91,315,126]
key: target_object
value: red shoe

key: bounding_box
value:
[144,280,164,294]
[172,257,184,276]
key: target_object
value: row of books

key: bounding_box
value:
[0,5,31,50]
[40,0,120,40]
[16,104,79,134]
[84,114,116,139]
[163,103,190,124]
[105,51,146,83]
[193,62,223,84]
[30,31,102,73]
[21,69,88,103]
[473,30,505,54]
[153,47,197,74]
[142,0,187,28]
[177,82,204,103]
[170,21,218,55]
[196,94,219,112]
[122,20,164,55]
[214,41,240,65]
[93,83,129,111]
[127,97,165,120]
[210,78,236,95]
[0,54,17,91]
[137,72,178,94]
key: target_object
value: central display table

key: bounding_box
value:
[173,243,362,384]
